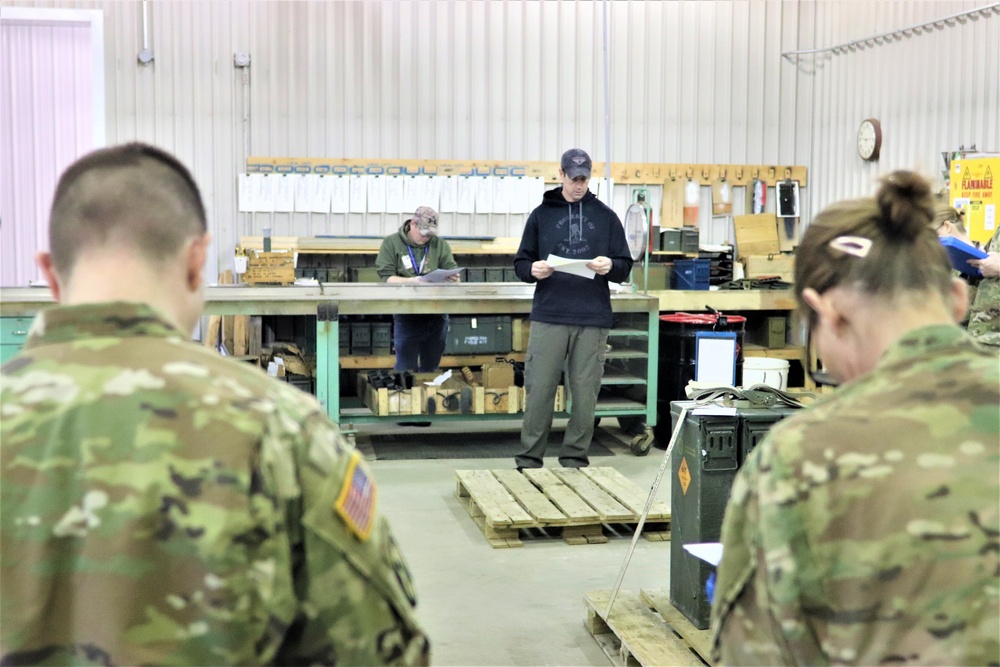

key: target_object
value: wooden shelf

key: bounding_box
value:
[339,352,526,369]
[743,344,804,360]
[245,157,809,187]
[242,235,522,255]
[651,289,797,311]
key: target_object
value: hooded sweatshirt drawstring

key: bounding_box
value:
[567,201,583,242]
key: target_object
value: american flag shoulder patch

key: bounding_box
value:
[334,451,378,541]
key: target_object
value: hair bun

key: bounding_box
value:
[875,171,934,241]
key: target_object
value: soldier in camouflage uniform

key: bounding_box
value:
[967,228,1000,346]
[0,143,429,666]
[931,202,979,323]
[710,171,999,666]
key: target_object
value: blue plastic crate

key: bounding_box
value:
[671,258,711,290]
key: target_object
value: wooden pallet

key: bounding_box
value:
[584,589,712,666]
[454,466,670,548]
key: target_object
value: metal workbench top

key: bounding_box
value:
[1,283,792,316]
[0,283,658,317]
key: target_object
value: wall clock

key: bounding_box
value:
[857,118,882,161]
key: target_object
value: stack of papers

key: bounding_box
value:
[546,254,596,279]
[417,268,465,283]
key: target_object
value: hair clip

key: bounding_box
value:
[828,236,872,258]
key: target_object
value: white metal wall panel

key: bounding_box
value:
[2,0,996,276]
[802,0,1000,214]
[0,10,101,287]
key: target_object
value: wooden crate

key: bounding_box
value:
[743,253,795,281]
[409,372,478,414]
[584,589,713,666]
[424,384,481,414]
[454,467,670,548]
[243,250,295,285]
[733,213,780,258]
[359,376,423,416]
[512,318,531,351]
[483,386,521,414]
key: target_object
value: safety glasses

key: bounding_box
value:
[805,316,839,388]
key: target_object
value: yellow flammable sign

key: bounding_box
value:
[950,156,999,245]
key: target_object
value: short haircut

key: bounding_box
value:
[48,142,207,276]
[794,170,953,320]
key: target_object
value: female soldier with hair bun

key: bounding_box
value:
[932,201,974,245]
[710,171,999,666]
[931,202,980,324]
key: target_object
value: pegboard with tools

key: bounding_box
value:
[245,157,807,187]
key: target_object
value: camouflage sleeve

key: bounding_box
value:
[967,230,1000,346]
[269,412,429,666]
[710,441,826,666]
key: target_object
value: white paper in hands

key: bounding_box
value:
[546,254,596,279]
[417,268,464,283]
[684,542,723,566]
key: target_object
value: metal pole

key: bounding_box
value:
[142,0,150,50]
[604,405,690,620]
[602,0,612,202]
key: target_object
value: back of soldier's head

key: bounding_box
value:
[49,143,207,277]
[793,170,953,318]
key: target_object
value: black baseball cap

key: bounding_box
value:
[560,148,592,179]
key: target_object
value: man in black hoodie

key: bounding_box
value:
[513,148,633,469]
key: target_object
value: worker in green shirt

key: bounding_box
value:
[375,206,460,372]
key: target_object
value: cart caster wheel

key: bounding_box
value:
[344,433,357,449]
[629,431,654,456]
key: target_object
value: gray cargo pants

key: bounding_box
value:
[515,321,608,469]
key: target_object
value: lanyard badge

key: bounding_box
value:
[406,245,428,275]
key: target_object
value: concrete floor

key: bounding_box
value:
[358,420,674,667]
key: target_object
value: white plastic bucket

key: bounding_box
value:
[743,357,790,390]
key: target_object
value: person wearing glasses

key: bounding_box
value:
[931,203,980,326]
[931,202,1000,345]
[709,171,999,666]
[375,205,460,374]
[932,201,976,246]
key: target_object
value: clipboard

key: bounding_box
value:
[940,236,987,276]
[694,331,737,385]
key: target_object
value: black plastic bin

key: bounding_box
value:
[655,312,746,443]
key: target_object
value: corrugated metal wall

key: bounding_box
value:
[3,0,998,278]
[801,0,1000,212]
[0,18,97,286]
